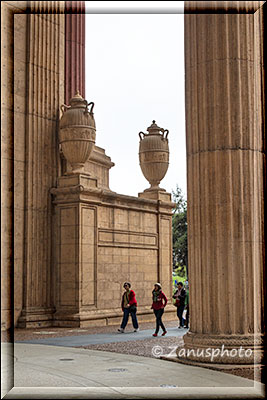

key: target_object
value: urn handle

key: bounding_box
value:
[60,104,71,115]
[139,131,146,141]
[86,101,95,114]
[162,129,169,140]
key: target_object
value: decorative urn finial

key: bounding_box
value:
[59,91,96,174]
[138,120,169,191]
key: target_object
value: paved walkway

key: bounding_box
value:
[1,327,264,399]
[15,326,187,347]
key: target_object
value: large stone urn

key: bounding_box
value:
[59,91,96,174]
[139,120,169,191]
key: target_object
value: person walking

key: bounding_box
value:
[118,282,139,333]
[151,283,168,337]
[184,284,189,328]
[173,281,186,328]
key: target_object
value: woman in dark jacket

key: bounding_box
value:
[118,282,139,333]
[173,281,186,328]
[151,283,168,336]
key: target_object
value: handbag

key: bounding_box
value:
[174,298,180,307]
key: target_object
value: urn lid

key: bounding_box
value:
[69,90,88,109]
[147,120,162,134]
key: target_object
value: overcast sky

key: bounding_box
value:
[85,3,186,198]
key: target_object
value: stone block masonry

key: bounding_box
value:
[51,170,175,327]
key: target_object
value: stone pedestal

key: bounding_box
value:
[50,171,176,327]
[51,173,98,326]
[178,2,265,368]
[139,190,175,299]
[138,190,172,203]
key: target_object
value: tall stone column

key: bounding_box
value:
[18,2,65,327]
[65,1,85,104]
[180,2,265,367]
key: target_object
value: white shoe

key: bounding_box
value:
[118,328,124,333]
[134,328,139,332]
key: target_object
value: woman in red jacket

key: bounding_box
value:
[151,283,167,336]
[118,282,139,333]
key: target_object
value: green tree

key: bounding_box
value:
[172,185,188,278]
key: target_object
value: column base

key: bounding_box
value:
[17,307,55,328]
[175,331,264,365]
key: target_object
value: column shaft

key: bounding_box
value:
[18,4,65,327]
[183,3,264,365]
[65,1,85,104]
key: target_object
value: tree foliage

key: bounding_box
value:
[172,185,188,277]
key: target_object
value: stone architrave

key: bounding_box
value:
[178,1,265,368]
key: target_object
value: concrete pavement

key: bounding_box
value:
[1,341,264,399]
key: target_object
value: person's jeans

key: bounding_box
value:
[153,308,166,334]
[121,306,139,329]
[177,304,185,327]
[185,305,189,327]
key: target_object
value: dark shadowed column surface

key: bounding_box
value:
[65,1,85,104]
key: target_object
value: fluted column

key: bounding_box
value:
[18,2,65,327]
[180,2,265,366]
[65,1,85,104]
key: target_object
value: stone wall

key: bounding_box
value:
[51,170,175,328]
